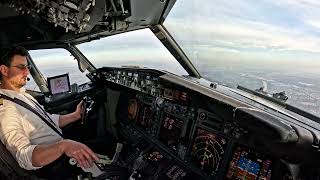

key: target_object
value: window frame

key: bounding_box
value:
[27,45,94,93]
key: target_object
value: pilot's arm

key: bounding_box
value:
[0,104,42,170]
[25,93,83,128]
[57,101,83,128]
[0,103,97,170]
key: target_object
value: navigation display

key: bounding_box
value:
[226,147,272,180]
[47,73,71,95]
[237,156,260,175]
[190,128,227,176]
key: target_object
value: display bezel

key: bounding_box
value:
[47,73,71,95]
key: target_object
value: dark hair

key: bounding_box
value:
[0,46,29,80]
[0,46,29,66]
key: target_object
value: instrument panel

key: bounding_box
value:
[87,67,302,179]
[121,91,275,179]
[226,147,272,180]
[190,128,228,176]
[127,95,160,137]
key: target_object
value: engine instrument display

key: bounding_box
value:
[226,147,272,180]
[127,97,159,137]
[158,113,190,159]
[190,128,227,176]
[128,98,139,120]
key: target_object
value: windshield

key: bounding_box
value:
[77,29,187,75]
[164,0,320,117]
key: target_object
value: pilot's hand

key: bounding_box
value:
[73,100,83,120]
[61,139,98,169]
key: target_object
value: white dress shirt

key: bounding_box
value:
[0,88,62,170]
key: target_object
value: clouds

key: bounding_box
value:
[77,29,188,75]
[30,49,77,67]
[273,0,320,31]
[163,0,320,72]
[169,18,320,53]
[30,1,320,74]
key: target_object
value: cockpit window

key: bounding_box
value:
[27,48,89,91]
[164,0,320,117]
[76,29,188,76]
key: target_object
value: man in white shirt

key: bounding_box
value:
[0,47,98,177]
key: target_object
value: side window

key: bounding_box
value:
[26,48,89,91]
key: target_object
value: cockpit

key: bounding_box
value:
[0,0,320,180]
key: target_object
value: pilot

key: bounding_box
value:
[0,46,98,179]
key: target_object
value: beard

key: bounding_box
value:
[11,78,26,89]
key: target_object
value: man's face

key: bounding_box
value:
[1,55,30,89]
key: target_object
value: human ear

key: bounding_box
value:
[0,65,8,77]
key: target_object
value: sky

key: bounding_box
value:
[75,29,189,75]
[29,0,320,76]
[26,0,320,115]
[163,0,320,116]
[164,0,320,73]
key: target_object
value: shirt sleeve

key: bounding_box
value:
[0,105,42,170]
[48,114,60,128]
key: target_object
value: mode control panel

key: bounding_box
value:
[90,68,163,97]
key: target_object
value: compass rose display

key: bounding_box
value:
[190,128,227,175]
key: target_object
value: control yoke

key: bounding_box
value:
[81,96,94,124]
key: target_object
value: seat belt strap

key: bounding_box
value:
[0,93,64,138]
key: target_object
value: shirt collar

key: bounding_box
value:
[20,87,26,94]
[0,87,27,99]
